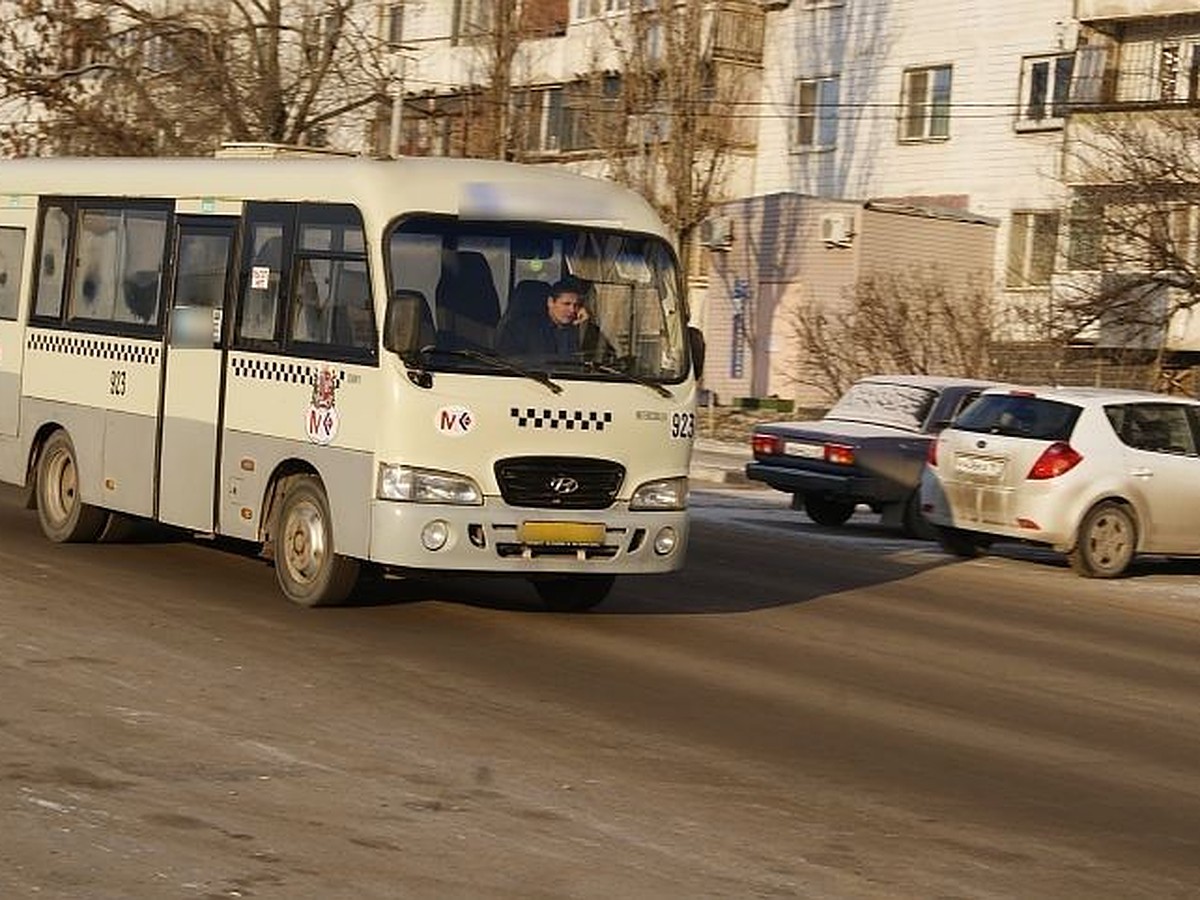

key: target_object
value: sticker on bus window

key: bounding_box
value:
[251,265,271,290]
[306,367,340,445]
[437,405,474,436]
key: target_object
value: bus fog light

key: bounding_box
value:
[421,520,450,551]
[653,526,678,556]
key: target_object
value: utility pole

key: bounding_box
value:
[387,1,407,158]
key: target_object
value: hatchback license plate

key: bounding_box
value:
[954,453,1005,479]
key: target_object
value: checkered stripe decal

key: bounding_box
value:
[231,357,345,387]
[511,407,614,432]
[26,331,160,365]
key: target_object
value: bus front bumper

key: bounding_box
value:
[367,498,690,575]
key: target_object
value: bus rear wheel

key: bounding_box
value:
[273,476,360,607]
[532,575,615,612]
[36,430,108,543]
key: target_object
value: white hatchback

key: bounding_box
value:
[920,385,1200,577]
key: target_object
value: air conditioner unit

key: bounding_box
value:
[820,212,855,247]
[699,215,735,250]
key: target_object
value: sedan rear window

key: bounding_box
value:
[825,382,937,431]
[952,394,1080,440]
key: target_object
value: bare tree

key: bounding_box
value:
[1057,109,1200,381]
[0,0,392,156]
[788,266,998,403]
[594,2,760,250]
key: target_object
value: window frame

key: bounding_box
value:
[235,202,378,365]
[899,64,953,142]
[793,75,839,152]
[1016,52,1074,132]
[29,197,171,337]
[1006,210,1061,289]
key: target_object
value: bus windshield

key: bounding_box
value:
[388,217,688,384]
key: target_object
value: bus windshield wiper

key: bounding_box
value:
[424,346,563,394]
[577,358,672,398]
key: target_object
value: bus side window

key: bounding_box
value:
[70,207,167,327]
[240,228,283,341]
[0,227,26,320]
[33,206,69,319]
[332,261,374,349]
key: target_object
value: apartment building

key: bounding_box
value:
[695,0,1076,403]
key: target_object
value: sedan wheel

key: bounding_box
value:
[803,495,856,527]
[1067,501,1136,578]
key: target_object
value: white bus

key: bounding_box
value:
[0,154,704,610]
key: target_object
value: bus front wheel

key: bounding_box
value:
[273,476,360,607]
[36,430,108,543]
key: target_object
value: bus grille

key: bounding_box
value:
[494,456,625,509]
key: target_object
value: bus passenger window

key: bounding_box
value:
[240,228,282,341]
[0,227,25,320]
[70,208,167,326]
[34,206,69,319]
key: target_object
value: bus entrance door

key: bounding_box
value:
[157,218,237,533]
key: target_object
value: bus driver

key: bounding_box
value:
[497,274,604,360]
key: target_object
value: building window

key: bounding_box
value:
[800,0,845,8]
[515,86,569,153]
[794,76,839,150]
[453,0,492,44]
[1116,38,1200,103]
[1165,203,1200,269]
[1007,211,1060,288]
[1066,197,1103,272]
[1017,53,1074,130]
[900,65,952,141]
[1159,40,1200,102]
[387,3,405,46]
[571,0,632,22]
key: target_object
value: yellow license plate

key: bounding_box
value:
[518,521,606,546]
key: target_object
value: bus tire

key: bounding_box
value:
[532,574,615,612]
[36,430,108,543]
[273,475,360,607]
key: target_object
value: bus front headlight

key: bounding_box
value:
[629,476,688,511]
[377,464,483,505]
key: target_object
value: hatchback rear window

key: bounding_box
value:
[951,394,1080,440]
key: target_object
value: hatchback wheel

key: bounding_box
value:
[1067,501,1136,578]
[803,495,856,527]
[934,525,989,559]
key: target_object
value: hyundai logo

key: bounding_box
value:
[548,476,580,495]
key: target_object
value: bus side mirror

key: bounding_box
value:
[384,289,433,358]
[688,326,706,380]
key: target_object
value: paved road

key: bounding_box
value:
[2,484,1199,899]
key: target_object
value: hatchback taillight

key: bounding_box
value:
[752,433,784,456]
[1027,442,1082,480]
[925,438,938,467]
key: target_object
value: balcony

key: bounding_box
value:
[1076,1,1200,22]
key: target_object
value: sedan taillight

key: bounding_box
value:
[752,433,784,456]
[824,443,855,466]
[1027,442,1082,480]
